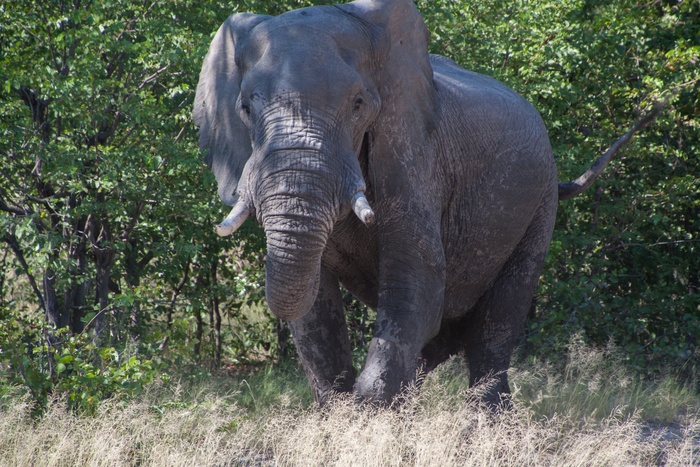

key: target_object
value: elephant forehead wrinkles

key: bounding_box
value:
[255,98,345,151]
[259,124,327,152]
[258,151,333,178]
[263,55,361,107]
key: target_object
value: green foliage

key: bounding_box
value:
[344,292,376,370]
[53,336,160,414]
[0,306,53,406]
[0,0,282,412]
[0,306,161,414]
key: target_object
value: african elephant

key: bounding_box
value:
[193,0,660,407]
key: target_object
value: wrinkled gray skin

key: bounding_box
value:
[193,0,616,407]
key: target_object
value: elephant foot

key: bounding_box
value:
[310,370,355,406]
[468,370,513,412]
[353,338,417,406]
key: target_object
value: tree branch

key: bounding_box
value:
[558,99,667,200]
[0,197,28,216]
[2,233,47,313]
[137,65,170,90]
[158,260,191,352]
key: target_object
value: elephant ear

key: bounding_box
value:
[338,0,438,139]
[193,13,270,206]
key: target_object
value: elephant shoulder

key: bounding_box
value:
[429,54,461,69]
[429,54,537,116]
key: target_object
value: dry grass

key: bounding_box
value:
[1,346,698,466]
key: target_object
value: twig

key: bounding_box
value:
[137,65,170,90]
[625,239,699,249]
[80,305,112,334]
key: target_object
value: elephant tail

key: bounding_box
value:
[558,100,666,201]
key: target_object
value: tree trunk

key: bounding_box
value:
[67,229,89,334]
[159,260,190,352]
[92,218,115,344]
[0,248,6,305]
[44,265,71,330]
[122,198,151,340]
[210,259,222,368]
[124,241,154,340]
[194,307,203,360]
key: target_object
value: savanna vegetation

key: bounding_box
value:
[1,0,698,465]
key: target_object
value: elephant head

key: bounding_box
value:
[194,0,437,320]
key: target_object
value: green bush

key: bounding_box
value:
[0,306,162,414]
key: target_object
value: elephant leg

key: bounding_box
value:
[354,218,446,404]
[462,201,555,408]
[419,318,468,373]
[355,305,443,404]
[288,266,356,406]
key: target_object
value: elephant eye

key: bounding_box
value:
[352,94,365,119]
[353,96,364,111]
[241,102,251,115]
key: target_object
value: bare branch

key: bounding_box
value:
[137,65,170,90]
[558,100,668,201]
[173,125,186,143]
[625,239,700,249]
[0,197,28,216]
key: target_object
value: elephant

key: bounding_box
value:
[193,0,661,407]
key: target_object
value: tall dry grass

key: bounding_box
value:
[0,345,698,466]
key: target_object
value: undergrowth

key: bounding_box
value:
[0,344,697,466]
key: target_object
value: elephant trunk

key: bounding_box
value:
[264,214,328,320]
[255,149,343,320]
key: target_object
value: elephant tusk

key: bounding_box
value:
[215,201,250,237]
[352,192,375,227]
